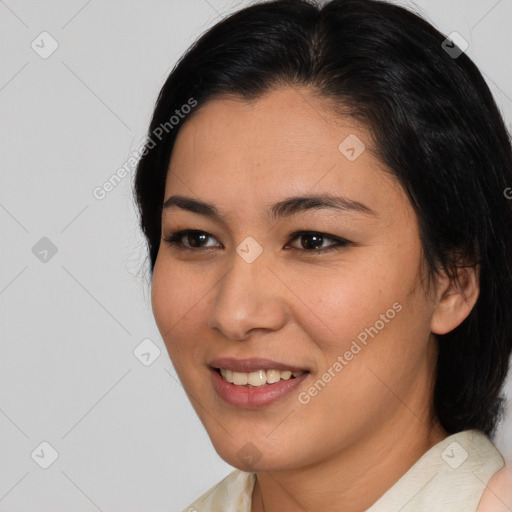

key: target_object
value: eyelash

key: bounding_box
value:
[162,229,351,254]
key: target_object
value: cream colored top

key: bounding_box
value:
[182,430,507,512]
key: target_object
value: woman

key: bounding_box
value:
[133,0,512,510]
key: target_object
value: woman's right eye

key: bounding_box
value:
[163,229,222,250]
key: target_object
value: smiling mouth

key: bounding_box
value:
[215,368,308,387]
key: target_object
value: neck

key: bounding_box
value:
[251,413,448,512]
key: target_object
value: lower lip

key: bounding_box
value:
[210,368,310,408]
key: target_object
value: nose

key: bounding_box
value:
[208,253,288,341]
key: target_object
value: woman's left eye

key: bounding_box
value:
[162,229,351,253]
[286,231,351,253]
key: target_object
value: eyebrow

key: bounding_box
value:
[162,194,377,221]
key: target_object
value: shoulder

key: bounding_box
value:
[181,469,255,512]
[476,461,512,512]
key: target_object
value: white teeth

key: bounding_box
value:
[248,370,266,386]
[219,368,306,387]
[233,372,248,385]
[266,369,281,384]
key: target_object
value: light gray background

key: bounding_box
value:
[1,0,511,510]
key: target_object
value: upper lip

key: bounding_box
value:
[210,357,309,373]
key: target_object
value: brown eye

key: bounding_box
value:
[299,233,325,250]
[163,230,222,249]
[185,232,209,248]
[287,231,351,253]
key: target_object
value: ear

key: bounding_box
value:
[430,265,480,335]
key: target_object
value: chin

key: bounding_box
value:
[211,437,300,473]
[224,452,289,473]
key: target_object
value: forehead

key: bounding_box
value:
[172,87,365,160]
[164,87,405,219]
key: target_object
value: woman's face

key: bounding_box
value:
[151,87,442,471]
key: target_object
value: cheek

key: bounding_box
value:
[152,253,204,322]
[292,245,426,363]
[150,257,209,359]
[290,264,406,350]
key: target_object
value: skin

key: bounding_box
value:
[477,465,512,511]
[151,86,480,511]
